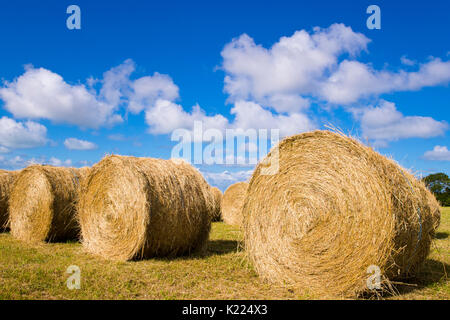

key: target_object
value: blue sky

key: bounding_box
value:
[0,0,449,190]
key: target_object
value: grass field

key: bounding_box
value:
[0,208,448,300]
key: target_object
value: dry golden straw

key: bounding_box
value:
[221,182,248,227]
[210,187,223,222]
[243,130,441,298]
[0,170,19,231]
[78,155,213,261]
[9,165,89,242]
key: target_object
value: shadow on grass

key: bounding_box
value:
[394,259,449,296]
[207,240,242,255]
[147,239,242,262]
[434,232,449,240]
[360,259,448,299]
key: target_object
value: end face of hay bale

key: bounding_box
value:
[0,170,18,231]
[78,155,212,261]
[210,187,223,222]
[221,182,248,227]
[9,165,84,243]
[243,130,441,297]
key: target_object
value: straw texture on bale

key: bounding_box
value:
[9,165,89,242]
[221,182,248,227]
[210,187,223,222]
[78,155,213,261]
[243,130,441,297]
[0,170,18,230]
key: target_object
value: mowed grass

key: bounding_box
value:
[0,208,448,300]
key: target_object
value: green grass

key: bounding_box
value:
[0,209,448,300]
[391,207,449,300]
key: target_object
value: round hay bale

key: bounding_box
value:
[78,155,213,261]
[221,182,248,227]
[9,165,89,243]
[243,130,441,297]
[210,187,223,222]
[0,170,19,231]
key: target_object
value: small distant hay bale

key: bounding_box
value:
[9,165,89,242]
[0,170,19,231]
[78,155,213,261]
[221,182,248,227]
[210,187,223,222]
[243,130,441,297]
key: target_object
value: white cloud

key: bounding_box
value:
[99,59,135,107]
[401,55,416,66]
[321,58,450,104]
[48,157,73,167]
[0,66,123,129]
[423,146,450,161]
[128,73,179,114]
[145,99,229,134]
[0,155,29,169]
[221,23,450,109]
[145,99,315,139]
[0,116,47,149]
[64,138,97,150]
[0,146,10,153]
[0,60,180,130]
[0,155,76,170]
[202,169,253,190]
[230,100,315,137]
[221,23,370,111]
[357,101,448,146]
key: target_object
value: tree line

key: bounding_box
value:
[423,173,450,207]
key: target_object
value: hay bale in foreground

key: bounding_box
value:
[78,155,213,261]
[221,182,248,227]
[0,170,19,230]
[9,165,89,242]
[243,130,441,297]
[210,187,223,222]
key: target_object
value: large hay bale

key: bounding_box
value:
[221,182,248,227]
[0,170,19,230]
[78,155,213,261]
[9,165,89,242]
[243,130,441,297]
[210,187,223,222]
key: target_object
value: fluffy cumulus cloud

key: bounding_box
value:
[128,73,179,114]
[220,24,450,146]
[64,138,97,150]
[0,66,122,129]
[145,99,315,138]
[423,146,450,161]
[0,59,179,130]
[99,59,180,114]
[356,101,448,146]
[222,24,450,108]
[230,101,315,137]
[321,58,450,104]
[222,23,370,112]
[145,99,229,134]
[0,116,47,149]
